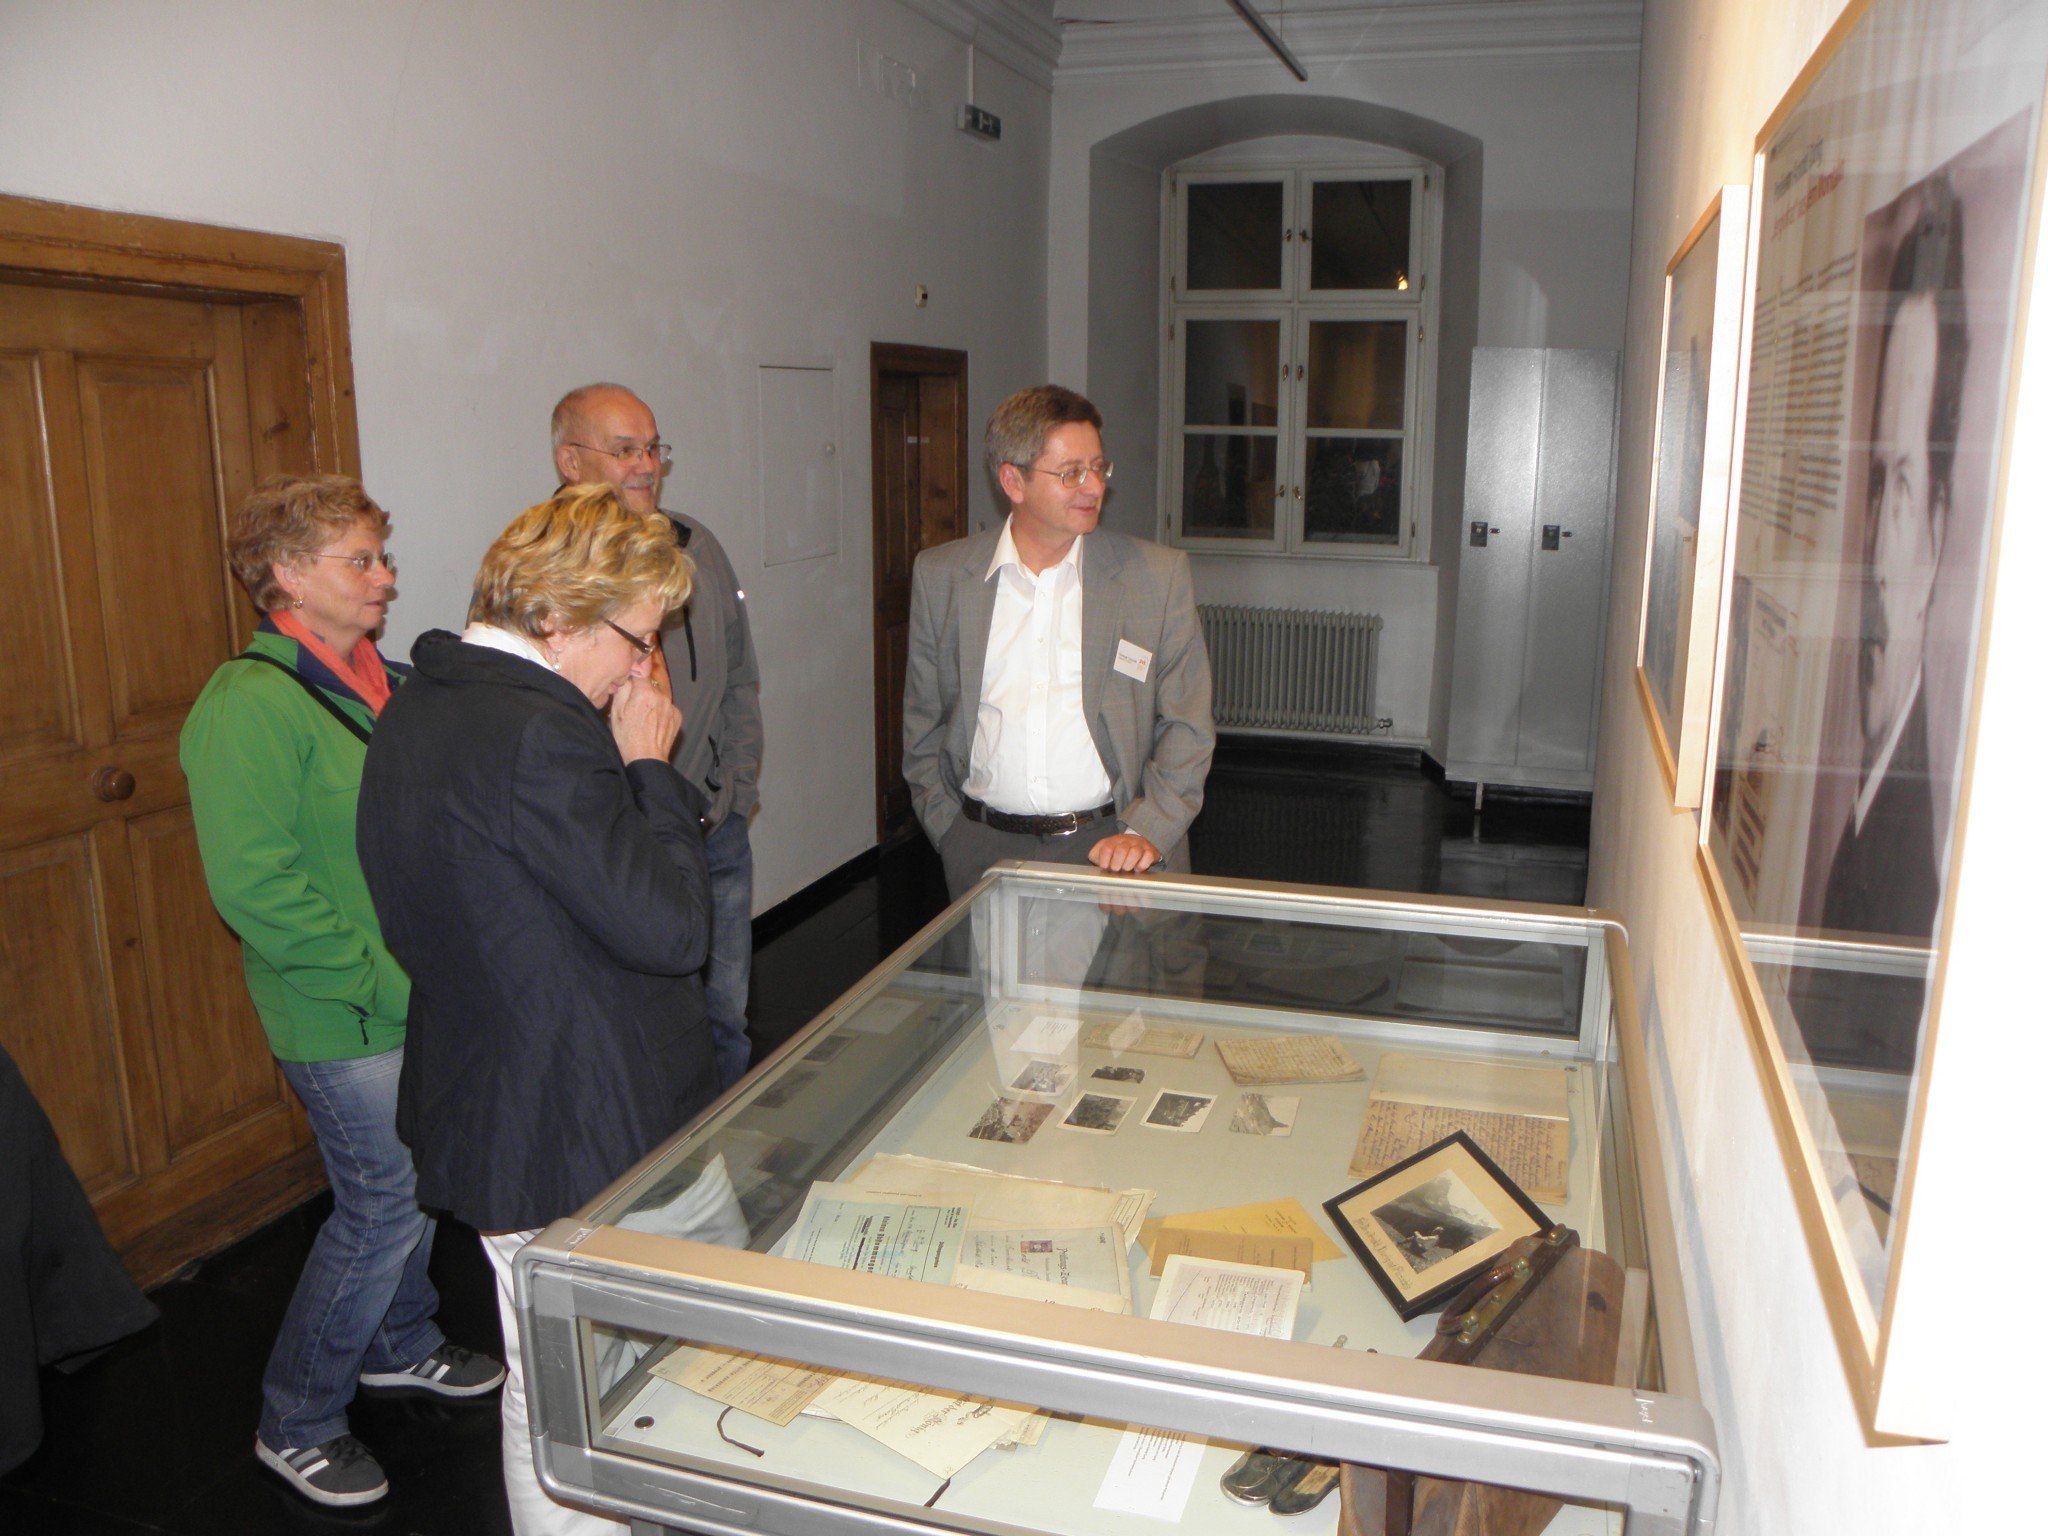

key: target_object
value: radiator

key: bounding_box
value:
[1197,604,1381,735]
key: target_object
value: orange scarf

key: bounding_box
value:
[269,609,394,716]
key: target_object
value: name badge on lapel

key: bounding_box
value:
[1113,638,1153,683]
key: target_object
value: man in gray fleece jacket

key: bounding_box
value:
[551,383,764,1087]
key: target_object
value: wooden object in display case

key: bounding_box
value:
[1338,1231,1624,1536]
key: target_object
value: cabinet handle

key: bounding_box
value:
[92,766,137,802]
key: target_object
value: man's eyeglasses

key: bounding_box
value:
[1023,459,1114,490]
[569,439,674,469]
[312,551,398,575]
[604,619,657,656]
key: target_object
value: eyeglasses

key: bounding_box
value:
[568,439,674,469]
[311,551,398,575]
[604,619,658,656]
[1024,458,1114,490]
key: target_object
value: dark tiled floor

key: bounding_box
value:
[5,745,1585,1535]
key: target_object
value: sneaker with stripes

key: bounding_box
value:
[255,1433,389,1507]
[357,1341,505,1398]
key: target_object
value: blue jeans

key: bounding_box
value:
[259,1047,443,1450]
[703,812,754,1089]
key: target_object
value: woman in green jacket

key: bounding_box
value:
[180,475,500,1510]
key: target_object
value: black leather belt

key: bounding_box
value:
[961,796,1116,838]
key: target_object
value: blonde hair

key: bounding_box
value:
[468,484,693,639]
[229,474,390,612]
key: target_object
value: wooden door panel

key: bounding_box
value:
[0,836,139,1199]
[0,349,82,764]
[881,621,910,827]
[869,345,967,840]
[76,357,236,737]
[126,805,281,1157]
[1,203,354,1280]
[876,374,916,591]
[916,375,961,551]
[0,281,213,356]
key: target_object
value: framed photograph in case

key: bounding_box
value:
[1324,1131,1548,1321]
[1636,185,1751,808]
[1696,0,2048,1437]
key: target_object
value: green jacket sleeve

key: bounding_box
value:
[181,672,404,1019]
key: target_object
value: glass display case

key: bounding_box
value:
[516,865,1718,1536]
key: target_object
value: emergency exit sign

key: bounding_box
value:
[957,104,1001,140]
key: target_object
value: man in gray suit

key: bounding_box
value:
[903,384,1215,897]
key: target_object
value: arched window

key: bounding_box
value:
[1166,145,1442,561]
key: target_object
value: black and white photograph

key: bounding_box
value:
[1326,1131,1550,1319]
[1006,1058,1076,1098]
[967,1095,1054,1146]
[1229,1092,1298,1137]
[1368,1172,1498,1272]
[801,1032,853,1064]
[752,1065,819,1111]
[1091,1063,1145,1084]
[1142,1089,1215,1133]
[1061,1093,1134,1134]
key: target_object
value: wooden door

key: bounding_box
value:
[870,344,968,841]
[0,278,319,1271]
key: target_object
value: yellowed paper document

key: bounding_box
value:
[954,1225,1132,1312]
[1146,1227,1312,1281]
[1214,1033,1365,1085]
[844,1154,1152,1247]
[1370,1051,1569,1120]
[649,1346,836,1426]
[1348,1100,1569,1203]
[1080,1020,1205,1059]
[1140,1197,1343,1264]
[809,1374,1034,1480]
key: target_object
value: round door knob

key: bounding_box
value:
[92,767,137,802]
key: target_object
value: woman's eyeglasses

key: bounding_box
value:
[312,551,398,575]
[604,619,657,657]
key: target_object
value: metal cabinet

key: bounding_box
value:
[515,865,1716,1536]
[1447,348,1620,792]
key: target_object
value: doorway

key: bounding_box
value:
[0,194,360,1284]
[869,343,969,842]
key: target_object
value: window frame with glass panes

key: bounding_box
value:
[1163,161,1440,562]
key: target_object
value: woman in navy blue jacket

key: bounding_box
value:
[357,484,715,1536]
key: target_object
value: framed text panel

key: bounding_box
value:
[1697,0,2048,1438]
[1637,187,1750,808]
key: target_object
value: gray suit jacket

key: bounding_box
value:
[901,526,1216,856]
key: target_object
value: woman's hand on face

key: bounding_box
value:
[610,677,682,764]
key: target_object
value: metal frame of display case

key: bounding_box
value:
[516,866,1720,1536]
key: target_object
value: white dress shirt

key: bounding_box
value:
[962,519,1114,815]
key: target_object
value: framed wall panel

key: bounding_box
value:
[1695,0,2048,1439]
[1636,187,1750,808]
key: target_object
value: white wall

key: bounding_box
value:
[0,0,1056,910]
[1047,27,1639,751]
[1593,1,2047,1530]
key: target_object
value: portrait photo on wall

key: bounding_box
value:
[1703,0,2046,1319]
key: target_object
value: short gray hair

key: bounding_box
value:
[550,382,642,449]
[984,384,1102,478]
